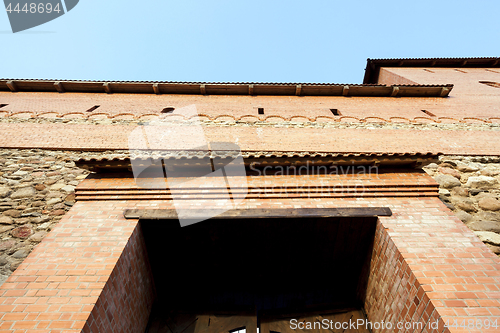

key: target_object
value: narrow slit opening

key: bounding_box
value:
[258,108,264,115]
[330,109,341,116]
[86,105,100,112]
[0,104,8,109]
[479,81,500,88]
[162,107,175,113]
[421,110,436,117]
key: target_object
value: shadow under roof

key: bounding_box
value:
[0,79,452,97]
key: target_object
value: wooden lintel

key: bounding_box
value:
[124,207,392,220]
[54,81,65,93]
[440,87,450,97]
[391,86,400,97]
[200,84,206,95]
[103,83,112,94]
[152,83,160,94]
[248,84,254,95]
[342,85,349,96]
[295,84,302,96]
[6,81,17,92]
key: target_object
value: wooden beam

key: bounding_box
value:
[123,207,392,220]
[54,81,65,93]
[0,80,454,97]
[461,60,468,66]
[103,83,112,94]
[152,83,160,94]
[492,59,499,66]
[440,87,450,97]
[391,86,399,97]
[6,81,17,92]
[342,85,349,96]
[200,84,206,95]
[295,84,302,96]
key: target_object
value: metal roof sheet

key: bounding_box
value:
[363,57,500,84]
[0,79,453,97]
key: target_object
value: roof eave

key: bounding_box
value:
[0,79,453,97]
[75,152,441,171]
[364,57,500,84]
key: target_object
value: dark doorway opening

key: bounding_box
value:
[141,216,377,332]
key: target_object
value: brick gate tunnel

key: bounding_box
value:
[132,208,390,333]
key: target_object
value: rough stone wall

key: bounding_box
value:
[423,156,500,256]
[0,149,92,285]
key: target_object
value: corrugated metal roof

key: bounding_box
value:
[0,79,453,97]
[363,57,500,84]
[75,151,440,170]
[1,78,379,85]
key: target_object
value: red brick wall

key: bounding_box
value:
[0,200,147,332]
[1,78,499,122]
[1,122,500,155]
[364,195,500,333]
[365,221,443,332]
[82,223,155,333]
[0,66,498,124]
[1,171,499,332]
[375,67,500,119]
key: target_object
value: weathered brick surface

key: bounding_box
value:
[81,224,155,333]
[1,123,500,155]
[0,200,155,333]
[0,63,499,332]
[377,68,500,119]
[0,79,499,122]
[0,171,499,332]
[367,202,500,333]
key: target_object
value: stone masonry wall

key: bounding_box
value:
[424,156,500,256]
[0,149,93,285]
[1,148,500,290]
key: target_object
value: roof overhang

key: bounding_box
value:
[363,57,500,84]
[0,79,452,97]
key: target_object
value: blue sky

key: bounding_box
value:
[2,0,500,83]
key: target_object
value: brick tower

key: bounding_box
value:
[0,57,499,332]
